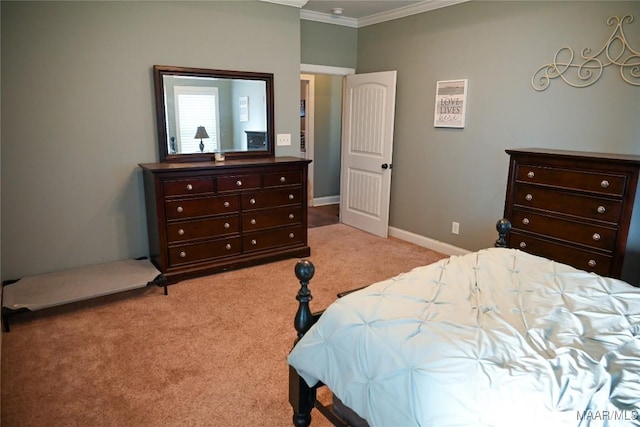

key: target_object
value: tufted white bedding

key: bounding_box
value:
[288,248,640,427]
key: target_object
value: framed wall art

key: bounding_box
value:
[434,79,468,128]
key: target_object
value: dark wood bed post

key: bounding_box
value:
[290,259,316,427]
[495,218,512,248]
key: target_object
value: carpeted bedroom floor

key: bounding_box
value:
[1,223,447,426]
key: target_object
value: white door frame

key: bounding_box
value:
[300,64,355,206]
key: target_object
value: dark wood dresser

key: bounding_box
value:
[139,157,311,284]
[503,148,640,286]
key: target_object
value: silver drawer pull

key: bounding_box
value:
[519,242,527,248]
[288,213,294,219]
[250,219,256,225]
[280,176,286,183]
[250,198,256,205]
[601,180,609,188]
[525,194,533,201]
[236,180,243,187]
[179,251,187,258]
[225,244,232,250]
[186,184,193,190]
[224,222,230,229]
[588,259,597,268]
[522,218,530,225]
[177,229,185,235]
[223,201,230,208]
[592,233,601,241]
[597,205,606,214]
[289,233,295,238]
[288,194,294,200]
[527,171,535,179]
[176,206,184,213]
[251,239,257,245]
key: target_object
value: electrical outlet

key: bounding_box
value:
[277,133,291,146]
[451,222,460,235]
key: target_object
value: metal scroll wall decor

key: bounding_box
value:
[532,15,639,91]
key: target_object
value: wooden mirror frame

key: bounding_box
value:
[153,65,275,162]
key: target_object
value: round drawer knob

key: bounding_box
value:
[236,180,243,187]
[597,205,606,214]
[186,184,193,190]
[519,242,527,248]
[288,194,294,200]
[280,176,286,183]
[250,198,256,204]
[251,239,257,245]
[225,244,232,250]
[288,213,294,219]
[588,259,597,268]
[250,219,256,225]
[527,171,535,179]
[223,201,230,208]
[176,206,184,213]
[224,222,230,229]
[289,233,295,238]
[592,233,601,241]
[177,228,185,235]
[179,251,187,258]
[522,218,530,225]
[525,194,533,201]
[601,180,610,188]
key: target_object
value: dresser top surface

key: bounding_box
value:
[506,148,640,164]
[139,156,311,172]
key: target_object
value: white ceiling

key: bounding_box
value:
[300,0,468,27]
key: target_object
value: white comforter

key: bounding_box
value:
[288,248,640,427]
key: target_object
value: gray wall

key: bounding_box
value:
[1,1,301,279]
[357,1,640,250]
[313,75,343,198]
[301,20,357,69]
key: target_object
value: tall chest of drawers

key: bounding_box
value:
[139,157,311,284]
[503,149,640,286]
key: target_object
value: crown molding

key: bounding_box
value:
[262,0,309,8]
[301,0,469,28]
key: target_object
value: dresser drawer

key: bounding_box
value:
[263,171,301,188]
[166,216,240,243]
[508,231,612,276]
[514,183,623,223]
[165,195,240,221]
[516,165,626,196]
[242,188,302,210]
[243,226,305,253]
[242,206,302,231]
[163,178,214,197]
[512,209,617,251]
[168,237,241,267]
[217,174,261,192]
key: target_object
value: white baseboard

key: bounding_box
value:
[313,196,340,206]
[388,226,471,257]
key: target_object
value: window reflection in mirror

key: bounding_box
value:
[153,66,274,162]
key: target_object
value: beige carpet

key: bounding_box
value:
[1,224,447,426]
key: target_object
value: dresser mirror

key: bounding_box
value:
[154,65,275,162]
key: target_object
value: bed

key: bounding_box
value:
[287,220,640,427]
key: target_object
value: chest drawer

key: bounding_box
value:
[263,171,301,188]
[166,216,240,243]
[163,178,214,197]
[243,226,305,253]
[217,174,261,192]
[168,237,241,267]
[242,188,302,210]
[514,184,623,223]
[508,231,612,276]
[242,206,302,231]
[512,209,617,251]
[165,195,240,221]
[516,165,626,196]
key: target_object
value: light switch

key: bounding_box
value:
[277,133,291,146]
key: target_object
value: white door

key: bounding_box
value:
[340,71,397,238]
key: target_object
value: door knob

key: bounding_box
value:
[381,163,392,169]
